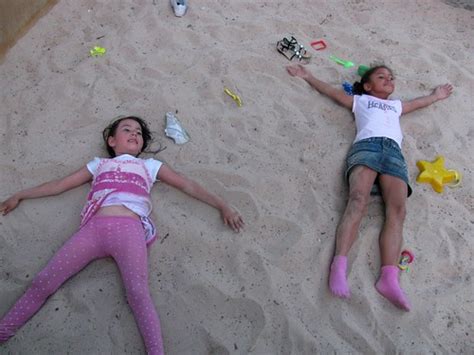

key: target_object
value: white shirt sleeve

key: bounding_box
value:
[86,157,101,175]
[395,99,402,114]
[145,158,163,183]
[352,95,360,114]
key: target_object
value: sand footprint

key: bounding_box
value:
[438,225,472,269]
[328,303,397,353]
[184,168,259,223]
[177,284,265,353]
[253,216,303,266]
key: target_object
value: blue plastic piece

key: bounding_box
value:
[342,81,353,96]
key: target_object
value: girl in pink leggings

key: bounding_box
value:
[0,116,244,354]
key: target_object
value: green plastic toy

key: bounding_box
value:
[357,65,369,76]
[90,46,107,57]
[329,55,354,68]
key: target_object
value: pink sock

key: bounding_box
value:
[375,265,411,311]
[329,255,350,298]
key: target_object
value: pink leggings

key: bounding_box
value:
[0,215,164,355]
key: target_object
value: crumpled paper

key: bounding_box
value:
[164,112,190,144]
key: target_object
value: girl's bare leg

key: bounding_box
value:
[379,174,407,265]
[375,174,410,311]
[329,166,377,298]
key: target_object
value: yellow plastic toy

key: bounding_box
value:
[90,46,107,57]
[224,87,242,107]
[416,156,461,193]
[398,250,414,272]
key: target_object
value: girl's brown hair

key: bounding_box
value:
[102,116,153,157]
[352,65,392,95]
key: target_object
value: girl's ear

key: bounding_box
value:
[107,136,116,148]
[363,82,372,93]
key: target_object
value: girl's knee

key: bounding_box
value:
[386,203,406,221]
[125,283,152,306]
[348,189,370,215]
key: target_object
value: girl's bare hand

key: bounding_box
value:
[434,84,453,100]
[0,196,20,216]
[286,64,310,79]
[221,206,244,233]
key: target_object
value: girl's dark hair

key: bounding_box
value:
[102,116,153,157]
[352,65,392,95]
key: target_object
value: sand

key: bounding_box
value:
[1,0,473,353]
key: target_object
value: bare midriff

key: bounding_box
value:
[96,205,141,220]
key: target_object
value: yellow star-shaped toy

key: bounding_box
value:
[416,156,459,193]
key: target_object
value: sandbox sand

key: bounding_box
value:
[1,0,473,353]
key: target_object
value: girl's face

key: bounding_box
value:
[107,119,144,156]
[363,67,395,99]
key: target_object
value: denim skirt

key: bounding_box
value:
[345,137,412,197]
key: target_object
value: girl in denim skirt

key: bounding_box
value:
[287,64,452,311]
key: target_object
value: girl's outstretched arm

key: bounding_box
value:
[402,83,453,115]
[0,167,92,215]
[157,165,244,232]
[287,64,353,109]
